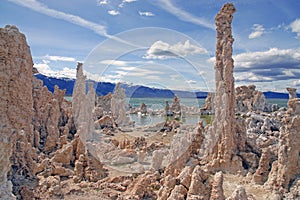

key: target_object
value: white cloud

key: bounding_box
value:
[8,0,108,36]
[44,55,76,62]
[144,40,207,59]
[235,72,273,82]
[156,0,214,29]
[123,0,137,2]
[233,48,300,82]
[34,63,77,79]
[139,11,155,17]
[248,24,265,39]
[108,10,120,16]
[186,80,197,84]
[97,0,108,5]
[293,80,300,86]
[100,60,128,66]
[234,48,300,69]
[289,18,300,38]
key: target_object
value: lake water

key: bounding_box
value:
[64,96,288,126]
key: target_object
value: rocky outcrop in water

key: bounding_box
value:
[111,83,131,126]
[286,88,300,115]
[201,92,215,114]
[236,85,271,113]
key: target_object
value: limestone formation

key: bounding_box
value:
[226,186,248,200]
[111,83,130,126]
[267,116,300,192]
[0,25,34,200]
[94,115,115,129]
[165,100,172,116]
[201,92,215,114]
[204,3,242,172]
[72,70,96,144]
[72,63,86,127]
[96,92,112,114]
[210,171,225,200]
[287,87,297,99]
[253,147,271,184]
[286,88,300,115]
[236,85,271,113]
[152,150,164,170]
[139,102,147,115]
[170,95,181,116]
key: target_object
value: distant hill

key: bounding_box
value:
[35,74,295,99]
[263,91,289,99]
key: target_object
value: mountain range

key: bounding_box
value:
[35,74,294,99]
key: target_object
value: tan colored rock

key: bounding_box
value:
[139,102,147,115]
[267,116,300,192]
[51,143,74,165]
[0,25,35,200]
[226,186,248,200]
[165,121,204,176]
[157,175,176,200]
[152,149,164,170]
[123,171,160,199]
[97,92,112,113]
[72,62,86,127]
[253,147,271,184]
[187,165,210,200]
[210,171,225,200]
[201,92,215,114]
[73,154,86,183]
[203,3,243,172]
[170,95,181,116]
[84,152,108,182]
[94,115,115,129]
[287,87,297,99]
[236,85,270,113]
[167,185,187,200]
[287,87,300,115]
[111,83,130,126]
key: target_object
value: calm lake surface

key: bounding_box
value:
[64,97,288,126]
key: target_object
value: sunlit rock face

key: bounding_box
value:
[235,85,271,113]
[203,3,244,172]
[286,88,300,115]
[0,25,34,200]
[111,82,130,126]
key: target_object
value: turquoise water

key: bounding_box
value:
[267,98,288,108]
[127,98,205,109]
[63,97,288,126]
[64,96,288,109]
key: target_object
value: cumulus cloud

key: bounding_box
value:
[34,63,77,79]
[248,24,265,39]
[44,55,76,62]
[144,40,207,59]
[234,48,300,82]
[139,11,155,17]
[289,18,300,38]
[108,10,120,16]
[97,0,108,5]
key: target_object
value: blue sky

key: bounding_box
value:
[1,0,300,92]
